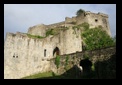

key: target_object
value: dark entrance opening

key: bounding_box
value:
[80,58,92,74]
[53,47,60,57]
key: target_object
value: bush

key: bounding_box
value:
[65,55,69,66]
[46,29,54,37]
[55,55,60,68]
[81,27,115,50]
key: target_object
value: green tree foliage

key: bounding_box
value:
[46,29,55,37]
[81,27,115,50]
[76,9,85,16]
[81,22,89,31]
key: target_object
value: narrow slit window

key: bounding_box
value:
[44,49,46,57]
[13,53,15,58]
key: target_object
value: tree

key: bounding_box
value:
[81,27,115,50]
[76,9,85,16]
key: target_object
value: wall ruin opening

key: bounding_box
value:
[53,47,60,57]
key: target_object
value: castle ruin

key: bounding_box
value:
[4,11,111,79]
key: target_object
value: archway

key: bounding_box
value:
[79,58,92,74]
[53,47,60,57]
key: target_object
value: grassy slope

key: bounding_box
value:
[22,72,53,79]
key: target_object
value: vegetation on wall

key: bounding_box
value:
[65,55,69,66]
[81,22,89,31]
[83,54,89,59]
[72,22,89,31]
[27,34,45,39]
[64,55,70,71]
[55,55,60,69]
[46,29,55,37]
[72,22,89,38]
[27,26,70,39]
[46,27,69,37]
[70,22,115,51]
[60,26,69,31]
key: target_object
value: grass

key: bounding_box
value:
[21,65,84,79]
[22,71,53,79]
[21,71,73,79]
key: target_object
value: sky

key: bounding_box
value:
[4,4,116,39]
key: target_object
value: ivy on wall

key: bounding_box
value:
[55,55,60,69]
[27,34,45,39]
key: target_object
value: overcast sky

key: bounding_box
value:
[4,4,116,39]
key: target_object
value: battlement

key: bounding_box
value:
[46,21,65,28]
[6,32,28,39]
[85,11,108,18]
[98,12,108,17]
[26,11,110,37]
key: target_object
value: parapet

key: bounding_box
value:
[65,16,76,24]
[28,24,46,32]
[6,32,27,38]
[46,21,65,28]
[6,32,16,37]
[98,12,108,18]
[85,11,108,18]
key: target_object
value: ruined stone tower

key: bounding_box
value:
[4,11,111,79]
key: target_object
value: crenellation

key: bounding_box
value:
[47,21,65,28]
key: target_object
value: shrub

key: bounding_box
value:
[65,55,69,66]
[46,29,54,37]
[55,55,60,68]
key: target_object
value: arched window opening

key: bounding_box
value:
[53,47,60,57]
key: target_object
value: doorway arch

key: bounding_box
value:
[53,47,60,57]
[79,58,92,74]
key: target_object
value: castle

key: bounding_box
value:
[4,11,111,79]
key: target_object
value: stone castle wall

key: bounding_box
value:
[84,12,111,36]
[4,11,111,79]
[52,47,116,75]
[4,26,82,79]
[4,32,52,79]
